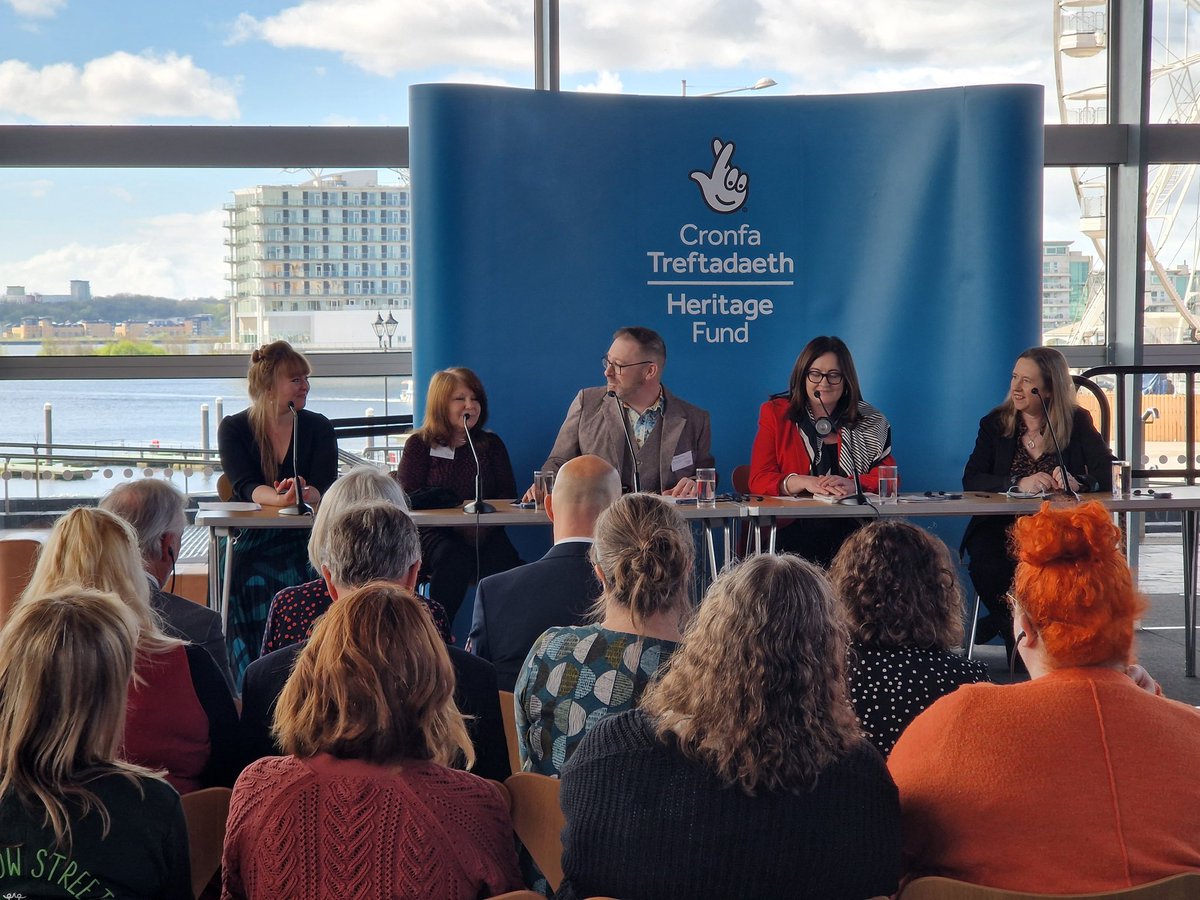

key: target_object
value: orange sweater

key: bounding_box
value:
[888,667,1200,894]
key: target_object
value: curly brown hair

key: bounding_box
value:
[829,520,964,651]
[641,554,861,795]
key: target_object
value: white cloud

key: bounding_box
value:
[0,52,239,123]
[7,0,65,18]
[574,70,623,94]
[0,209,228,299]
[229,0,1054,93]
[229,1,529,76]
[1,177,55,199]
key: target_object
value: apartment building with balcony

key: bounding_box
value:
[223,170,413,350]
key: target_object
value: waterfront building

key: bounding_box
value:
[223,170,413,351]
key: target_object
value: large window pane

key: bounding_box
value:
[1044,167,1107,346]
[0,167,411,356]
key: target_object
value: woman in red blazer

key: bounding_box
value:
[749,335,896,565]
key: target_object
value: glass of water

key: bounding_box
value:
[696,467,717,507]
[877,466,899,505]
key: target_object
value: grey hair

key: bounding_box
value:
[308,467,409,571]
[98,480,187,562]
[322,501,420,588]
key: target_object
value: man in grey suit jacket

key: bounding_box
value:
[100,479,237,694]
[524,326,715,499]
[471,455,621,691]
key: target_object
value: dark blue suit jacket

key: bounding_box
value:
[468,541,601,692]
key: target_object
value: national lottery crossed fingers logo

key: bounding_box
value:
[689,138,749,214]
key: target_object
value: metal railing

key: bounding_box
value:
[1082,365,1200,484]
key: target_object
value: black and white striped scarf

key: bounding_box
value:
[796,401,892,478]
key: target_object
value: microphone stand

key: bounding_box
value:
[461,412,495,514]
[607,390,641,493]
[816,391,866,505]
[278,401,313,516]
[1031,388,1079,501]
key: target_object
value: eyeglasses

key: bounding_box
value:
[602,356,654,374]
[805,368,844,385]
[1004,591,1019,611]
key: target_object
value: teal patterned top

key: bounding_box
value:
[514,625,677,777]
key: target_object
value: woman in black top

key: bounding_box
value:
[961,346,1111,660]
[0,588,190,899]
[218,340,338,676]
[831,520,990,755]
[557,554,899,900]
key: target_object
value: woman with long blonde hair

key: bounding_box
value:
[961,345,1111,659]
[515,492,694,776]
[556,553,900,900]
[24,506,238,793]
[217,340,339,675]
[223,581,521,898]
[0,588,191,898]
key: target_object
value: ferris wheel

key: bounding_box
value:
[1054,0,1200,344]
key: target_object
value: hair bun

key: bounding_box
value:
[1014,502,1118,568]
[251,348,264,363]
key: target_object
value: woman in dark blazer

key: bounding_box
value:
[961,346,1111,660]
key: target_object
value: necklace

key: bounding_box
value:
[1023,420,1045,451]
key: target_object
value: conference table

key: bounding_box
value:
[196,499,741,632]
[196,488,1200,674]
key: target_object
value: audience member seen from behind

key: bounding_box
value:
[558,554,901,900]
[223,582,522,900]
[0,589,191,899]
[100,478,237,694]
[259,465,448,655]
[396,366,521,627]
[961,345,1111,658]
[239,501,510,781]
[526,326,715,499]
[469,454,622,691]
[217,340,339,676]
[748,335,897,566]
[515,492,692,776]
[23,507,238,794]
[890,501,1200,894]
[830,520,989,756]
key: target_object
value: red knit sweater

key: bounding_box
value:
[222,754,522,899]
[888,667,1200,893]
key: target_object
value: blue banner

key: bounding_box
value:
[410,84,1043,505]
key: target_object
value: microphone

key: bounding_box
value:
[461,412,495,515]
[278,400,313,516]
[816,390,866,506]
[606,390,641,493]
[1030,388,1078,500]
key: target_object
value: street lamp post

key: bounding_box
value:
[372,313,385,350]
[682,76,778,97]
[384,312,398,350]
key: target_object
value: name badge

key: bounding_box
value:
[430,444,456,460]
[671,451,694,472]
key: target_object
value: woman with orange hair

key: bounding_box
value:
[889,501,1200,894]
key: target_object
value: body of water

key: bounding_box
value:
[2,374,412,501]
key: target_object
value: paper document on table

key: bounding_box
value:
[899,492,963,502]
[811,492,881,505]
[197,501,262,511]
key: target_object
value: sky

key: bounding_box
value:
[0,0,1147,300]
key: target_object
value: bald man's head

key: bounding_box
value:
[547,455,621,540]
